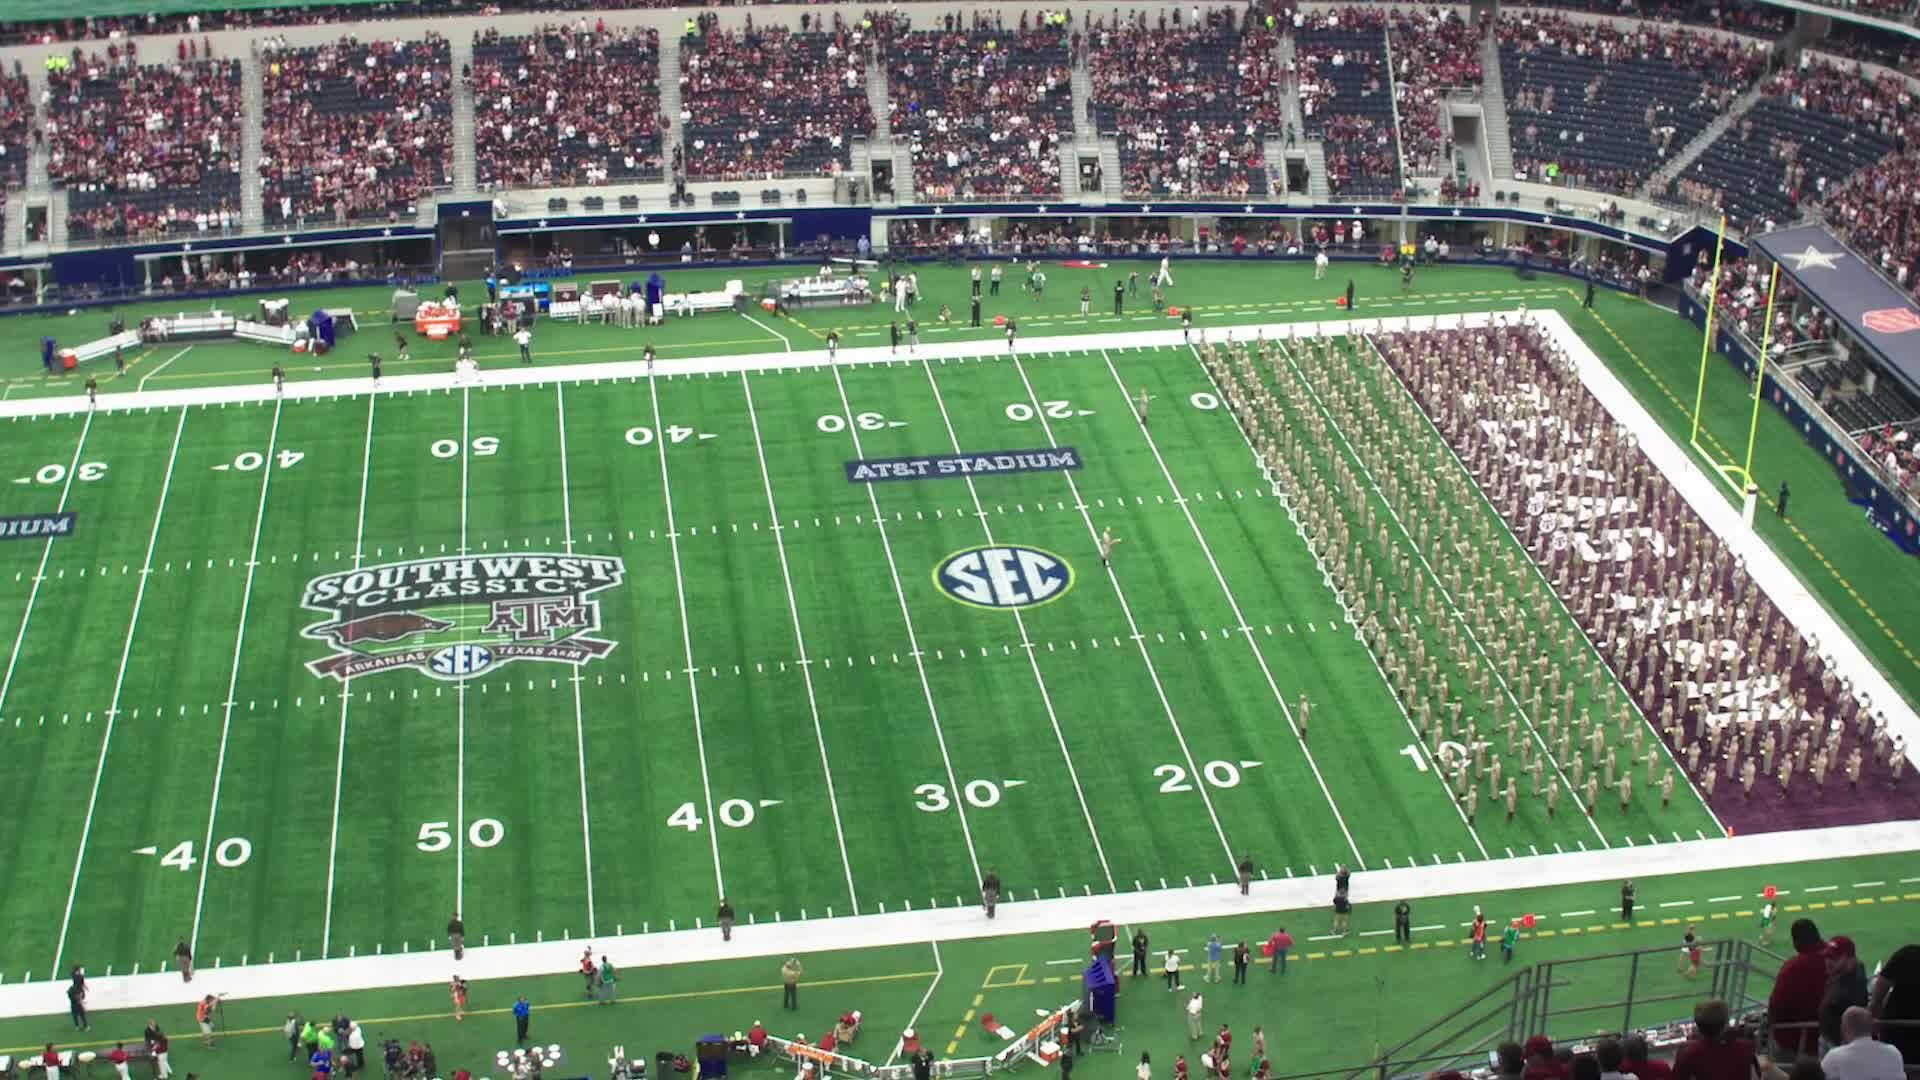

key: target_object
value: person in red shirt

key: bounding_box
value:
[1767,919,1826,1059]
[1266,929,1292,974]
[1471,910,1489,961]
[1173,1055,1189,1080]
[1520,1036,1563,1080]
[42,1044,63,1080]
[1670,999,1759,1080]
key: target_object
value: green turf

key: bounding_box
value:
[0,259,1914,1002]
[4,852,1914,1078]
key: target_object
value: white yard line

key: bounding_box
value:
[1181,344,1489,859]
[50,408,186,977]
[456,386,471,915]
[888,940,944,1066]
[741,311,793,352]
[190,396,283,950]
[556,383,599,936]
[1356,331,1727,839]
[917,357,1117,892]
[1006,353,1238,870]
[740,371,860,913]
[0,409,94,716]
[824,358,984,886]
[322,394,376,958]
[137,345,192,391]
[1098,349,1366,868]
[649,372,728,899]
[1274,337,1612,851]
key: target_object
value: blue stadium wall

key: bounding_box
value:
[2,198,1703,290]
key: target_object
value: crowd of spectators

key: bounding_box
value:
[1499,13,1765,196]
[881,12,1072,199]
[0,67,28,247]
[1294,6,1402,199]
[1084,6,1283,198]
[681,19,874,181]
[43,42,244,241]
[1676,56,1912,232]
[1824,150,1920,295]
[259,34,451,226]
[470,24,662,189]
[1387,8,1484,176]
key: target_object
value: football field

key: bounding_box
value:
[0,323,1740,985]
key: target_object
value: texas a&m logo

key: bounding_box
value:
[301,554,625,682]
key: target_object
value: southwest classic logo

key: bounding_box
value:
[935,545,1073,610]
[301,554,625,682]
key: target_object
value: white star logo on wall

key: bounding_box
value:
[1784,245,1841,271]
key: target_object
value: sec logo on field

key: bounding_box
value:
[935,545,1073,610]
[431,644,495,678]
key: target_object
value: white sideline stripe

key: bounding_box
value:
[557,383,598,937]
[650,372,727,899]
[741,310,793,352]
[1005,352,1238,870]
[190,395,283,950]
[0,409,93,716]
[1280,334,1600,849]
[136,345,192,391]
[888,941,943,1066]
[1190,341,1486,857]
[51,408,186,976]
[741,370,860,913]
[1099,348,1365,868]
[918,357,1117,892]
[825,356,985,886]
[322,394,375,957]
[12,818,1916,1021]
[1357,328,1726,838]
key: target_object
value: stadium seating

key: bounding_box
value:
[1085,8,1284,198]
[471,26,663,189]
[1388,9,1484,177]
[1676,58,1907,233]
[259,34,452,225]
[0,69,27,247]
[1498,15,1763,196]
[44,44,244,240]
[1295,8,1401,199]
[680,25,873,181]
[882,15,1073,199]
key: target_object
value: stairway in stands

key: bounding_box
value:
[657,31,684,190]
[1645,84,1765,197]
[450,32,477,196]
[239,45,266,230]
[1479,29,1513,184]
[862,52,910,202]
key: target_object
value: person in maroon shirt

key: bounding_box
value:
[1768,919,1826,1059]
[1671,1000,1760,1080]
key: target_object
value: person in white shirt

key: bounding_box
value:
[1822,1006,1905,1080]
[515,326,533,364]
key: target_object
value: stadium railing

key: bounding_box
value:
[1235,938,1782,1079]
